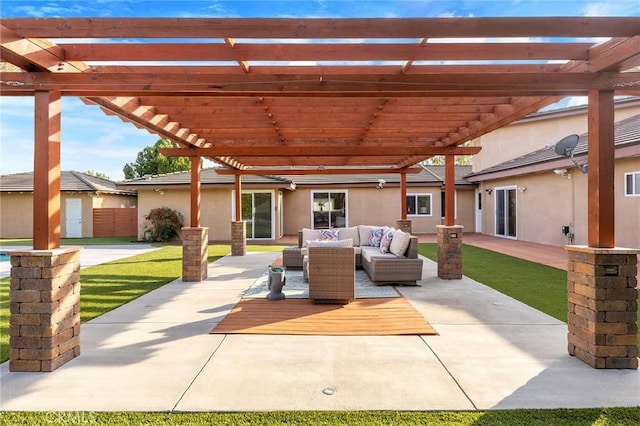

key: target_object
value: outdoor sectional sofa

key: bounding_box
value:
[282,225,423,285]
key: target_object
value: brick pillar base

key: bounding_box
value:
[437,225,463,280]
[396,219,412,235]
[566,246,639,369]
[8,247,81,372]
[231,221,246,256]
[182,227,208,282]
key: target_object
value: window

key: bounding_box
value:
[406,194,432,216]
[625,172,640,196]
[312,191,347,229]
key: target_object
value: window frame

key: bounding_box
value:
[406,193,433,217]
[624,171,640,197]
[310,190,348,229]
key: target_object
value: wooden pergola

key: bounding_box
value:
[1,17,639,248]
[2,17,640,371]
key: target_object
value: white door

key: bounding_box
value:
[475,190,483,233]
[65,198,82,238]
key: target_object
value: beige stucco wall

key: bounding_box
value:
[91,194,137,209]
[136,188,287,242]
[479,156,640,249]
[0,193,33,238]
[0,192,133,238]
[471,102,640,172]
[282,186,477,235]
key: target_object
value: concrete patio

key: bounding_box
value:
[1,250,638,412]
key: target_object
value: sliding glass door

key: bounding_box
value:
[495,187,517,238]
[241,192,273,239]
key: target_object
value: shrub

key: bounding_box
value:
[143,207,184,242]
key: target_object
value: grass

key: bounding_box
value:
[1,407,639,425]
[0,243,285,363]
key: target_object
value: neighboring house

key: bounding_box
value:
[117,166,477,242]
[0,171,137,238]
[466,113,640,249]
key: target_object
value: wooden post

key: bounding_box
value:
[587,90,615,248]
[444,155,455,226]
[234,173,242,221]
[33,91,62,250]
[400,172,407,219]
[190,157,201,227]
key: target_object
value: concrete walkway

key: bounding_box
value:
[1,251,638,411]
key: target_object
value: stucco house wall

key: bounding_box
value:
[0,192,136,238]
[0,193,33,238]
[471,100,640,172]
[282,185,477,235]
[136,188,235,241]
[477,156,639,249]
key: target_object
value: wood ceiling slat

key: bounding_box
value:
[4,17,639,39]
[60,42,591,62]
[92,64,566,75]
[4,71,635,93]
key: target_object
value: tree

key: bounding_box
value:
[85,170,110,180]
[123,138,191,179]
[423,155,472,166]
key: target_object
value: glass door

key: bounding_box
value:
[312,191,346,229]
[241,192,273,239]
[495,187,517,238]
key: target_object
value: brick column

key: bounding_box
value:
[8,247,81,372]
[182,227,208,282]
[231,221,246,256]
[566,246,639,369]
[396,219,412,235]
[437,225,463,280]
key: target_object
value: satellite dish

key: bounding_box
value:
[553,134,587,174]
[554,134,579,157]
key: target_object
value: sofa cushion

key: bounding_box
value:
[307,238,353,248]
[301,228,322,247]
[379,228,394,253]
[361,246,396,262]
[389,230,411,257]
[358,225,375,246]
[338,226,360,246]
[368,227,384,247]
[320,229,339,241]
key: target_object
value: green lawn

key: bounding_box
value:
[1,407,640,425]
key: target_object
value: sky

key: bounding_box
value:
[1,0,638,181]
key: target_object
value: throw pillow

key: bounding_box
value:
[368,227,384,247]
[379,229,394,253]
[320,229,339,241]
[389,230,411,257]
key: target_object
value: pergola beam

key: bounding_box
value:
[215,167,423,175]
[159,146,481,157]
[4,17,638,39]
[2,71,637,95]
